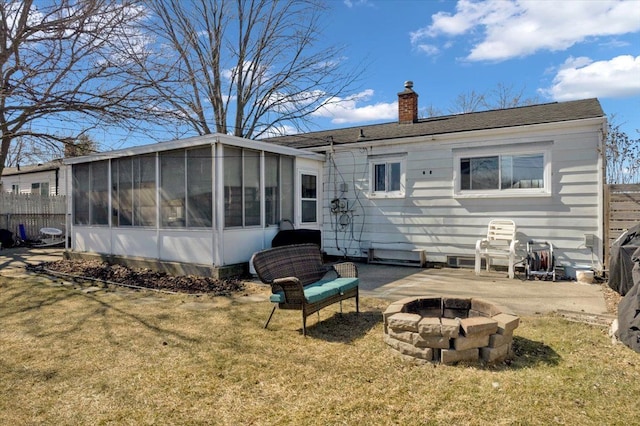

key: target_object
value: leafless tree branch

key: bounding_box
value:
[136,0,362,139]
[0,0,154,175]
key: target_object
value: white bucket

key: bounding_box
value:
[576,270,594,284]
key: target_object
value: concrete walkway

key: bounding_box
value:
[0,247,609,317]
[0,246,65,278]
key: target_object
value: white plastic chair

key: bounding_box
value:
[475,219,518,279]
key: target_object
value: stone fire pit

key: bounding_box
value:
[383,296,520,365]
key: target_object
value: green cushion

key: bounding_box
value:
[270,292,285,303]
[317,277,359,294]
[303,285,340,304]
[269,278,359,304]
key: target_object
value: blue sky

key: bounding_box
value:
[305,0,640,137]
[59,0,639,150]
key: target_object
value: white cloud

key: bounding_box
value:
[559,56,593,70]
[413,0,640,62]
[312,89,397,124]
[415,44,440,56]
[343,0,374,9]
[540,55,640,100]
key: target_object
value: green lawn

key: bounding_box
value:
[1,274,637,425]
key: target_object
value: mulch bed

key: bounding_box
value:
[27,259,244,295]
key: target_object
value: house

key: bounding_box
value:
[64,82,607,279]
[1,159,68,195]
[265,82,607,277]
[63,133,324,275]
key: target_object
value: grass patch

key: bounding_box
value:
[1,274,638,425]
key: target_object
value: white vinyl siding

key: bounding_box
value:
[322,123,604,273]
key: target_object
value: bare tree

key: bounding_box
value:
[136,0,361,139]
[448,89,485,114]
[448,83,539,114]
[0,0,151,177]
[421,103,443,118]
[483,83,539,110]
[5,135,62,167]
[5,132,97,167]
[606,117,640,184]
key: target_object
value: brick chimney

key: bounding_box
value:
[398,81,418,124]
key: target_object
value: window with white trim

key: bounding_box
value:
[369,155,406,198]
[454,145,551,197]
[31,182,49,195]
[300,172,317,223]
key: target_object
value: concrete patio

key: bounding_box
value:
[355,262,609,317]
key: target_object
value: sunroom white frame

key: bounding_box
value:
[64,133,325,267]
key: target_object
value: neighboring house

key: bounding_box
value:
[63,133,324,269]
[1,160,68,195]
[266,82,607,277]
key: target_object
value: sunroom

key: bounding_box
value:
[64,133,324,273]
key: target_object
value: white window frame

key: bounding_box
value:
[368,155,406,199]
[299,170,318,224]
[453,142,552,198]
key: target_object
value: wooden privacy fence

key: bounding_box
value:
[0,194,67,242]
[605,183,640,268]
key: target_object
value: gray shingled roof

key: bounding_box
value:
[263,98,604,149]
[2,159,63,176]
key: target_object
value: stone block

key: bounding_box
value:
[492,313,520,334]
[385,334,433,361]
[460,317,499,336]
[440,317,460,338]
[388,329,416,344]
[441,348,479,364]
[481,343,511,363]
[387,313,421,332]
[453,334,490,351]
[442,308,469,319]
[406,297,441,314]
[383,333,397,349]
[418,316,442,336]
[395,296,421,309]
[383,303,405,325]
[489,332,513,348]
[443,297,471,310]
[494,304,517,316]
[414,334,451,349]
[418,308,442,317]
[471,298,503,317]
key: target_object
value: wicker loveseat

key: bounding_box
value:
[252,244,359,335]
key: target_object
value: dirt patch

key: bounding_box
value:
[27,259,244,296]
[602,283,622,316]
